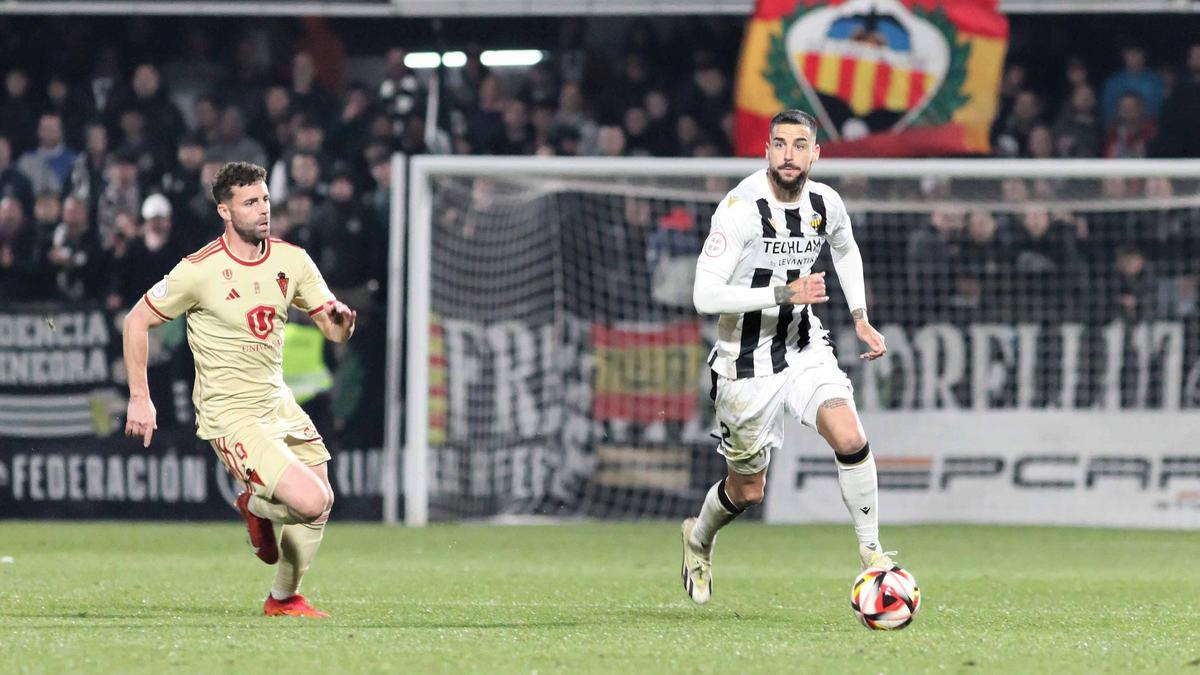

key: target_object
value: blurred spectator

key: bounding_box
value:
[84,47,128,121]
[311,166,383,305]
[47,195,106,301]
[45,74,92,150]
[491,99,535,155]
[1101,43,1164,124]
[991,63,1026,140]
[595,125,627,157]
[331,82,374,168]
[281,190,320,251]
[906,206,965,320]
[364,153,391,227]
[186,159,223,237]
[69,121,110,214]
[992,90,1043,157]
[251,84,294,166]
[675,54,729,146]
[623,107,654,156]
[32,190,62,234]
[17,114,77,194]
[124,64,186,152]
[0,195,40,300]
[0,68,38,154]
[286,151,325,201]
[207,105,268,168]
[192,95,222,146]
[379,48,425,123]
[116,108,167,185]
[1153,42,1200,158]
[1010,208,1082,321]
[643,89,678,156]
[107,193,182,309]
[1104,92,1157,158]
[1052,85,1100,158]
[96,150,141,248]
[290,50,336,123]
[958,211,1009,319]
[1025,124,1055,159]
[1064,55,1091,92]
[0,134,34,217]
[555,82,598,154]
[160,133,208,250]
[1101,246,1157,322]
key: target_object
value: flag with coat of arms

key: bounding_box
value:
[734,0,1008,157]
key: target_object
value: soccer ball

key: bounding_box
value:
[850,565,921,630]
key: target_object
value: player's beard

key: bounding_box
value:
[768,163,808,200]
[230,214,269,245]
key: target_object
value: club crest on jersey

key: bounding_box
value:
[809,212,823,231]
[222,269,232,281]
[276,272,289,296]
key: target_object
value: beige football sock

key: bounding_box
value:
[271,514,327,600]
[248,495,307,525]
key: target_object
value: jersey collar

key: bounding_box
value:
[219,234,272,266]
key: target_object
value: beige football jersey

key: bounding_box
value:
[142,236,336,439]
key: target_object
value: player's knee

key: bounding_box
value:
[739,482,766,506]
[832,430,868,458]
[728,478,766,506]
[293,489,328,522]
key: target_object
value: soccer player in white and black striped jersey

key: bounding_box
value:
[680,110,894,605]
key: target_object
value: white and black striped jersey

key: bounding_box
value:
[696,169,856,380]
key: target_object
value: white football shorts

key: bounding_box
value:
[711,339,853,475]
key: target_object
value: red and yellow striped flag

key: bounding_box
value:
[734,0,1008,157]
[592,321,705,423]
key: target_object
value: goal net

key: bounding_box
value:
[400,157,1200,525]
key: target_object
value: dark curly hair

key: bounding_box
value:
[211,162,267,204]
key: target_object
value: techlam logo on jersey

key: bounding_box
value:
[245,305,277,340]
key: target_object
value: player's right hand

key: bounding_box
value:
[125,395,158,448]
[786,272,829,305]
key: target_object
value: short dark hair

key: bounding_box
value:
[769,109,819,138]
[212,162,267,204]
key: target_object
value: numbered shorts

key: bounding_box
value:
[713,342,853,475]
[208,397,330,500]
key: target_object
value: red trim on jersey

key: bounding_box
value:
[142,294,173,321]
[186,239,223,263]
[307,300,334,317]
[220,234,272,267]
[270,237,303,250]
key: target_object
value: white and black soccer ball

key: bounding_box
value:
[850,565,921,630]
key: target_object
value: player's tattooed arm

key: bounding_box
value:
[851,308,868,324]
[774,285,791,305]
[821,399,849,410]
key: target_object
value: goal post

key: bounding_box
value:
[395,156,1200,527]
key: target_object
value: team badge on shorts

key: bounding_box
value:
[276,272,289,296]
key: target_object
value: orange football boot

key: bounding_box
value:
[263,594,330,618]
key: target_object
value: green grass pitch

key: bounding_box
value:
[0,521,1196,673]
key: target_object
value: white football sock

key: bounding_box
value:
[691,478,744,549]
[836,443,879,548]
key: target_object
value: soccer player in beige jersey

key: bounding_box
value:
[122,162,356,618]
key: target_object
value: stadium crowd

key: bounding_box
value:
[0,16,1197,434]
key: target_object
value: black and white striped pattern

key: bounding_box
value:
[706,176,836,380]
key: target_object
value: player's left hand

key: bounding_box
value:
[327,300,356,326]
[856,321,887,360]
